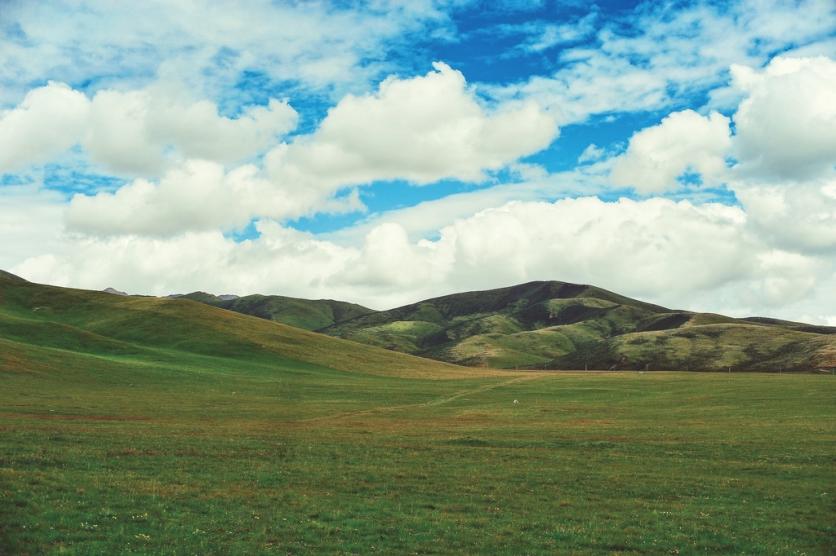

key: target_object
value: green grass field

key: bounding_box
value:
[1,274,835,554]
[2,364,834,554]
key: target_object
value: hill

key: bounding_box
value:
[177,291,375,331]
[6,272,833,372]
[0,271,469,379]
[318,281,836,372]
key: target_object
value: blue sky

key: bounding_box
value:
[0,0,834,321]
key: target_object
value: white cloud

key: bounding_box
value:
[733,178,836,254]
[435,197,754,299]
[343,222,454,289]
[509,56,670,125]
[83,87,298,176]
[0,185,66,271]
[0,1,454,106]
[516,12,598,53]
[606,55,836,257]
[83,89,163,176]
[265,62,559,191]
[612,57,836,211]
[0,81,298,177]
[0,83,90,173]
[731,55,836,181]
[66,63,559,236]
[751,250,820,306]
[10,189,836,321]
[329,162,614,245]
[611,110,731,193]
[65,160,269,236]
[493,0,836,124]
[577,144,605,164]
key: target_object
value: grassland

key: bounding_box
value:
[0,272,466,379]
[2,366,834,554]
[1,273,835,553]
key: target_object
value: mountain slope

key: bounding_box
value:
[178,291,375,331]
[7,272,833,373]
[319,281,836,372]
[0,271,470,379]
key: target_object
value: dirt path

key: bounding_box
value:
[298,374,543,424]
[421,374,540,406]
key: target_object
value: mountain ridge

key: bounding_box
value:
[3,270,834,372]
[149,277,836,373]
[313,280,835,371]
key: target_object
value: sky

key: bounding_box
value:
[0,0,835,322]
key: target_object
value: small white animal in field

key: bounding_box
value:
[513,399,519,405]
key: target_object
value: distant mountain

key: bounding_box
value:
[177,292,375,331]
[317,281,835,372]
[102,287,128,296]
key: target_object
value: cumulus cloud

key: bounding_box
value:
[0,82,298,177]
[733,178,836,254]
[265,62,559,191]
[66,63,559,236]
[752,250,820,306]
[344,223,453,289]
[84,88,298,176]
[0,185,66,271]
[0,83,90,173]
[436,197,754,298]
[11,195,816,314]
[11,185,836,321]
[611,110,731,193]
[731,55,836,180]
[66,160,268,236]
[608,55,836,219]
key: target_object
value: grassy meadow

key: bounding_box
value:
[2,363,834,554]
[1,274,834,554]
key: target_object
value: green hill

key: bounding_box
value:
[0,271,468,379]
[317,281,835,371]
[9,272,833,372]
[177,291,374,331]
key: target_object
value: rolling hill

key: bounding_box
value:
[174,278,834,372]
[176,291,374,331]
[5,271,834,372]
[309,281,835,372]
[0,270,470,379]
